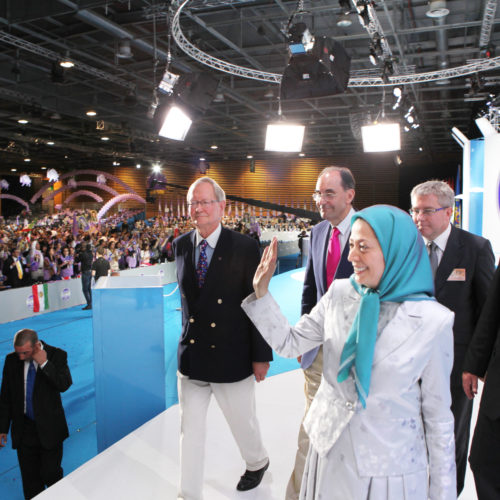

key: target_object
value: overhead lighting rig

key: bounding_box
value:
[154,72,219,141]
[280,14,351,100]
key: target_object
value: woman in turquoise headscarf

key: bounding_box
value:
[242,205,456,500]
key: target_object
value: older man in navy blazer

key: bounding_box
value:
[174,177,272,500]
[286,166,355,500]
[410,180,495,496]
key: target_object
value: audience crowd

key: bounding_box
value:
[0,207,311,290]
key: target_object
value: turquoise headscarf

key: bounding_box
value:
[336,205,434,408]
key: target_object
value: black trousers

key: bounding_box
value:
[81,270,92,306]
[17,417,63,499]
[451,345,474,497]
[469,411,500,500]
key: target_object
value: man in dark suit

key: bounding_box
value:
[173,177,272,500]
[286,166,355,500]
[410,180,495,496]
[3,247,27,288]
[463,264,500,499]
[0,328,72,499]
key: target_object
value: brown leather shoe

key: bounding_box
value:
[236,460,269,491]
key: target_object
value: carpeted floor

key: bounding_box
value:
[0,266,303,500]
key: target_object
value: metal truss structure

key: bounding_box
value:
[480,0,498,48]
[0,31,135,90]
[172,0,500,87]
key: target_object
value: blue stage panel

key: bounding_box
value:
[92,276,166,452]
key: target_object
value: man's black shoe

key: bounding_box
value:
[82,305,92,310]
[236,460,269,491]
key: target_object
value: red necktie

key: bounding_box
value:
[326,227,341,287]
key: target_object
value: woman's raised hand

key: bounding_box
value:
[253,237,278,298]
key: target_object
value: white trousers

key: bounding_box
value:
[177,373,269,500]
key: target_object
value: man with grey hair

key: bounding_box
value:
[173,177,272,499]
[0,329,72,499]
[286,166,356,500]
[410,179,495,496]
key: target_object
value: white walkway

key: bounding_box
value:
[36,370,479,500]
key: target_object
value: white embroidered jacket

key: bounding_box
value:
[242,279,456,500]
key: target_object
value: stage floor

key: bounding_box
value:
[35,368,479,500]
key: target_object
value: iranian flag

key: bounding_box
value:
[32,284,49,312]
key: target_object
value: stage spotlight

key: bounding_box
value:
[337,13,352,27]
[392,87,403,110]
[59,51,74,68]
[154,72,219,141]
[158,69,180,95]
[158,105,192,141]
[265,123,305,152]
[361,122,401,152]
[357,5,371,27]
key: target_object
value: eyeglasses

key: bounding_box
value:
[409,206,449,216]
[187,200,218,208]
[312,190,337,201]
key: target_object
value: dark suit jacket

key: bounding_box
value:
[300,219,354,369]
[434,225,494,386]
[0,341,72,449]
[301,219,354,315]
[463,264,500,419]
[173,226,273,383]
[2,256,26,288]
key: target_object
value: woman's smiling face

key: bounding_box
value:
[348,219,385,289]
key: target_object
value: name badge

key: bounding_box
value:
[447,268,466,281]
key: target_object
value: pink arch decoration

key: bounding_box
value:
[43,181,119,202]
[97,193,146,221]
[0,194,30,211]
[31,169,138,204]
[63,190,103,205]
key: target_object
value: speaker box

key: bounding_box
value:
[175,72,220,113]
[280,37,351,100]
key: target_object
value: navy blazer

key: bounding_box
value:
[0,341,72,450]
[300,219,354,369]
[174,226,273,383]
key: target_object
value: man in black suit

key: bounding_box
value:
[75,242,93,310]
[3,247,27,288]
[463,264,500,499]
[173,177,272,500]
[410,180,495,496]
[286,166,355,500]
[0,328,72,499]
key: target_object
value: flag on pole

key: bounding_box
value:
[32,284,49,313]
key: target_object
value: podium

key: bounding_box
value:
[92,275,171,452]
